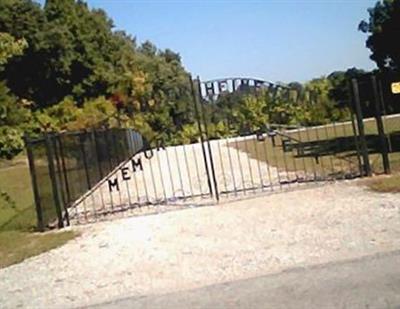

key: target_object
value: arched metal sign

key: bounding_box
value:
[198,77,288,101]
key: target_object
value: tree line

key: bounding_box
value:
[0,0,399,159]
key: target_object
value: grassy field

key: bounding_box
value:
[0,158,37,231]
[365,173,400,193]
[0,230,76,268]
[0,156,76,269]
[232,115,400,178]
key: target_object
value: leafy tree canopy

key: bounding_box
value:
[0,0,375,160]
[359,0,400,70]
[0,32,27,69]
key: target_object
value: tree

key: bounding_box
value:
[328,68,366,110]
[0,0,47,106]
[0,32,27,69]
[0,31,31,159]
[359,0,400,70]
[112,46,193,143]
[0,0,137,107]
[0,82,32,159]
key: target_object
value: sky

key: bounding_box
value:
[39,0,378,83]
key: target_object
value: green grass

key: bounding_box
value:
[365,173,400,193]
[232,115,400,178]
[0,230,77,269]
[0,159,77,269]
[0,161,37,231]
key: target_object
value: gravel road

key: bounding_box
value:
[93,249,400,309]
[0,181,399,308]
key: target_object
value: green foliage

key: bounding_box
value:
[0,32,27,69]
[0,0,136,107]
[231,94,269,132]
[70,96,118,130]
[112,46,194,143]
[0,0,194,150]
[0,126,25,159]
[35,97,79,131]
[263,89,297,125]
[0,0,370,160]
[359,0,400,70]
[0,82,32,159]
[327,68,365,107]
[208,75,352,135]
[171,123,199,144]
[36,96,118,131]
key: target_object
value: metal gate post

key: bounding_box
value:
[371,75,391,174]
[79,133,92,190]
[189,75,214,199]
[196,76,219,202]
[378,79,393,153]
[24,136,45,231]
[53,136,70,226]
[349,112,364,176]
[351,78,372,176]
[58,135,71,205]
[44,132,64,228]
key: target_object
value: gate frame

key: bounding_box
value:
[350,73,393,176]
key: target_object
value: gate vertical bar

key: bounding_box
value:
[58,135,71,204]
[53,137,70,226]
[44,133,64,228]
[196,76,220,201]
[92,129,104,179]
[378,79,393,153]
[24,137,45,231]
[79,134,92,190]
[371,75,391,174]
[189,75,214,199]
[349,109,363,176]
[351,78,371,176]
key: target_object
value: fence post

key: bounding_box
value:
[53,136,70,226]
[371,75,391,174]
[378,79,393,153]
[189,75,214,199]
[351,78,372,176]
[92,129,104,179]
[196,76,219,202]
[44,132,64,228]
[347,81,364,176]
[58,135,72,204]
[24,136,45,231]
[79,133,92,190]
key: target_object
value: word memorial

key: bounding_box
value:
[107,144,165,192]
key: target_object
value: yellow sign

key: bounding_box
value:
[391,82,400,94]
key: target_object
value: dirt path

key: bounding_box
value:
[0,181,399,308]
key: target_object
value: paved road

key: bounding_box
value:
[90,250,400,309]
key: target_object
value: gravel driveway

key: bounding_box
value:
[0,181,399,308]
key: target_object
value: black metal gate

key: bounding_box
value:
[349,71,400,176]
[26,73,399,229]
[193,76,366,200]
[25,76,217,229]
